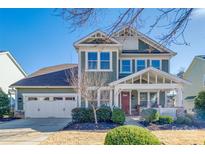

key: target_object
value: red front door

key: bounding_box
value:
[121,91,130,114]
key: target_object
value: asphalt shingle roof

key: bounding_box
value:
[10,66,78,87]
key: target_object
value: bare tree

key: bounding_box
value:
[66,67,109,124]
[55,8,194,46]
[176,67,185,78]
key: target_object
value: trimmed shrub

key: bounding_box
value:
[175,116,193,125]
[104,125,161,145]
[0,90,10,118]
[72,107,112,123]
[158,115,174,125]
[111,108,125,125]
[71,108,93,123]
[96,106,112,122]
[141,108,159,123]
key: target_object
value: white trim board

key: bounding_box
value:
[110,67,191,86]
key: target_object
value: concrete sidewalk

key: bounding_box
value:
[0,118,71,145]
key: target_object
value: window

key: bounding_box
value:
[100,52,110,69]
[44,97,50,101]
[53,97,63,101]
[140,92,148,107]
[100,90,110,106]
[87,90,98,106]
[121,60,131,73]
[151,60,160,70]
[28,97,38,101]
[87,52,111,71]
[136,60,146,71]
[88,52,98,70]
[65,97,76,101]
[150,92,158,107]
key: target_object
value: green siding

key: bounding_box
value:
[159,92,165,107]
[81,51,117,83]
[138,40,150,50]
[162,60,169,73]
[147,59,150,67]
[132,59,135,73]
[17,88,76,110]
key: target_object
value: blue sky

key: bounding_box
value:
[0,8,205,74]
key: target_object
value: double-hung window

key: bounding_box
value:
[100,52,110,70]
[100,90,110,106]
[87,52,111,71]
[136,60,146,71]
[151,60,160,70]
[121,60,131,73]
[88,52,98,70]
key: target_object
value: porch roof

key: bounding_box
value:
[109,67,191,86]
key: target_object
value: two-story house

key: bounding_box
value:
[183,55,205,113]
[0,51,27,108]
[11,27,190,118]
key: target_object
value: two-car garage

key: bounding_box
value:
[23,93,77,118]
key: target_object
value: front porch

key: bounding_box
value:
[109,67,190,117]
[116,89,181,118]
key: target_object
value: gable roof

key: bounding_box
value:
[184,55,205,77]
[29,63,78,77]
[196,55,205,61]
[112,26,177,56]
[0,51,27,77]
[109,67,191,86]
[74,30,122,48]
[10,65,78,88]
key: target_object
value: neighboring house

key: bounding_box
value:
[11,27,190,118]
[183,55,205,113]
[0,51,27,107]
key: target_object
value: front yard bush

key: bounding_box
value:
[104,125,161,145]
[72,106,112,123]
[141,108,159,123]
[72,108,93,123]
[111,108,125,125]
[158,115,174,125]
[96,106,112,122]
[175,116,193,125]
[0,90,10,118]
[194,91,205,119]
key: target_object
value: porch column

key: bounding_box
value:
[164,91,167,107]
[97,89,100,107]
[176,88,183,107]
[157,91,160,106]
[85,99,88,108]
[114,88,119,107]
[109,90,113,108]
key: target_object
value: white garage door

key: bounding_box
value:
[23,93,77,118]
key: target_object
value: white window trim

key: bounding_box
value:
[120,59,132,74]
[150,59,161,70]
[135,59,147,72]
[85,51,112,72]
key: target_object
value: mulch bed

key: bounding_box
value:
[64,122,120,131]
[0,117,19,122]
[139,121,199,130]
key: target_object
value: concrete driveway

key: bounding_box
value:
[0,118,71,145]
